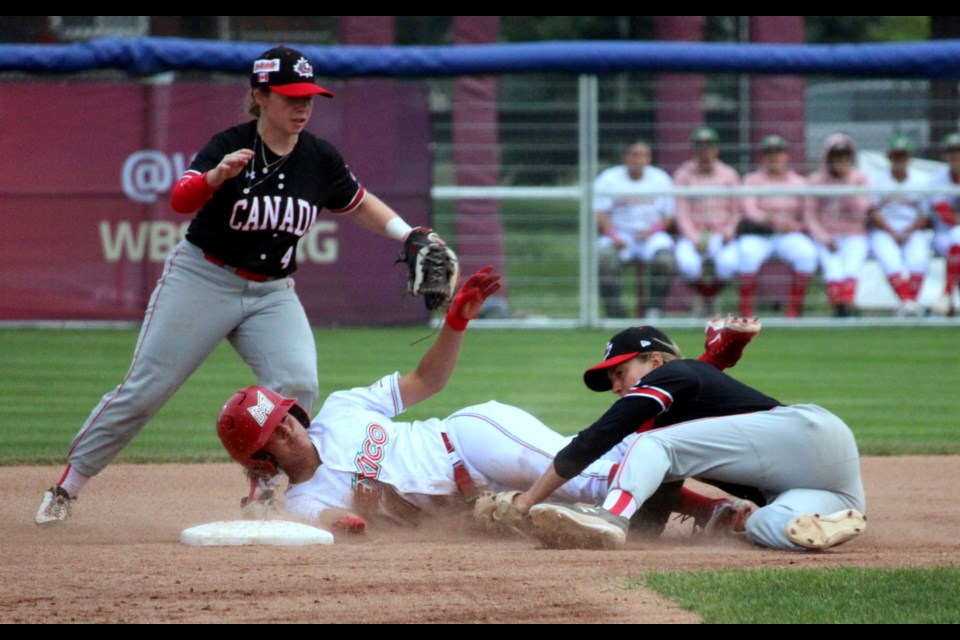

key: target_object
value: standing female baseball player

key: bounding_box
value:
[804,134,872,318]
[36,45,432,525]
[867,135,933,317]
[508,325,867,552]
[736,135,818,319]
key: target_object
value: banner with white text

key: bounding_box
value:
[0,79,432,325]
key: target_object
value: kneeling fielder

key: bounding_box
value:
[510,326,867,552]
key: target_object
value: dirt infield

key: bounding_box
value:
[2,456,957,624]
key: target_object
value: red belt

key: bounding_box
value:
[441,432,478,500]
[203,253,275,282]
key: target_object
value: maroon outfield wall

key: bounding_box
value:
[0,79,432,325]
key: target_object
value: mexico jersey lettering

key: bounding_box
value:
[305,373,456,497]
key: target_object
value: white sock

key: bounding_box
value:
[59,466,90,498]
[602,489,639,519]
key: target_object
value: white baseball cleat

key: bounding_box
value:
[895,300,926,318]
[785,509,866,551]
[528,503,629,550]
[929,292,955,317]
[35,486,75,526]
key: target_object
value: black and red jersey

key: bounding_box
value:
[184,121,364,278]
[554,359,782,480]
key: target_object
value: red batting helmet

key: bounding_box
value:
[216,386,308,476]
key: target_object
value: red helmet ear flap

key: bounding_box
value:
[249,450,280,477]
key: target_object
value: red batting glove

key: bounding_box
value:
[331,516,367,535]
[445,266,502,331]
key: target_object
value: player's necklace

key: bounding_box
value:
[260,137,289,175]
[244,135,296,195]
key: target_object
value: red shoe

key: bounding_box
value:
[700,315,761,371]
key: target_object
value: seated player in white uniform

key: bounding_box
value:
[867,135,933,317]
[593,141,677,319]
[216,268,763,534]
[507,326,867,552]
[926,132,960,317]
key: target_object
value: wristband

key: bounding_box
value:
[386,217,413,241]
[445,308,469,331]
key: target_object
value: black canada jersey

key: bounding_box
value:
[184,121,364,278]
[554,359,782,479]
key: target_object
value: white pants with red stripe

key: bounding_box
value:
[603,404,865,550]
[445,401,624,505]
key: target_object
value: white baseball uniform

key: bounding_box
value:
[672,159,741,284]
[926,167,960,256]
[737,169,818,275]
[284,373,622,524]
[593,164,676,261]
[868,170,931,278]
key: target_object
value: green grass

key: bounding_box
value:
[639,567,960,623]
[1,325,958,464]
[4,325,958,623]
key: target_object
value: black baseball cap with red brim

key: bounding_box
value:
[583,326,680,392]
[250,46,334,98]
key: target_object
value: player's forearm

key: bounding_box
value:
[398,324,464,408]
[597,212,617,238]
[515,463,568,514]
[740,197,765,223]
[675,211,699,243]
[804,208,832,246]
[554,398,660,480]
[347,192,408,237]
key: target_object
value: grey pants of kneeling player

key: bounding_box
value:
[612,404,865,550]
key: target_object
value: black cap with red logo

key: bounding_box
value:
[250,46,334,98]
[583,326,680,392]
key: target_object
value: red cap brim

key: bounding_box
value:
[582,351,639,392]
[270,83,334,98]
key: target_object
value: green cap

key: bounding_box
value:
[691,126,719,145]
[760,134,788,152]
[942,132,960,150]
[887,134,915,154]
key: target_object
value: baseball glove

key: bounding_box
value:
[472,490,528,537]
[399,227,460,311]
